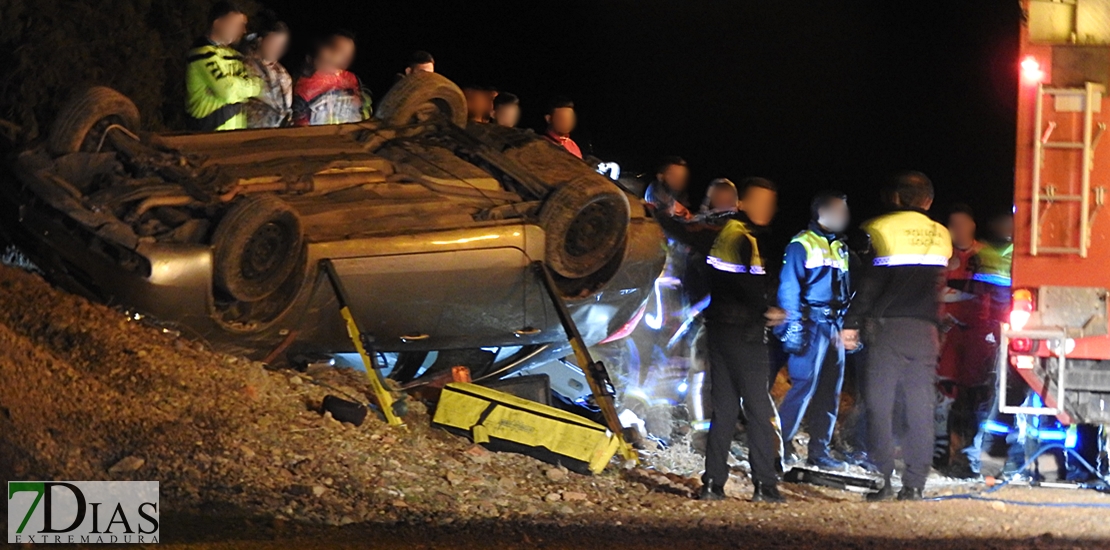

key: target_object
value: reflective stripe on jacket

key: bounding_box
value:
[778,225,850,325]
[973,241,1013,287]
[708,219,765,275]
[704,217,772,336]
[845,209,953,328]
[866,209,951,268]
[185,39,262,131]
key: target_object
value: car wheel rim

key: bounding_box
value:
[564,200,616,258]
[241,222,289,281]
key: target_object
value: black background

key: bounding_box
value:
[266,0,1023,234]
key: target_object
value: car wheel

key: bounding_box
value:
[48,87,140,156]
[540,176,631,279]
[374,72,468,128]
[211,195,304,302]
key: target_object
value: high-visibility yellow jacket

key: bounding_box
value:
[185,38,262,131]
[973,241,1013,288]
[704,215,773,337]
[845,208,952,328]
[778,223,851,325]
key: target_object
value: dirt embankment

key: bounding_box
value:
[0,264,648,526]
[2,264,1110,549]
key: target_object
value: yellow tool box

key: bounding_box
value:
[433,382,619,474]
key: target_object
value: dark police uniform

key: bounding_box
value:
[776,223,851,463]
[702,215,781,489]
[845,208,952,492]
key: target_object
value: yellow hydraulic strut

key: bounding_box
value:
[321,260,403,426]
[533,261,638,464]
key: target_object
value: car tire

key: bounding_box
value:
[375,72,468,128]
[48,87,140,156]
[211,195,304,302]
[540,176,631,279]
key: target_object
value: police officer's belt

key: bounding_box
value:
[804,305,844,322]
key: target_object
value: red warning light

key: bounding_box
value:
[1021,56,1044,83]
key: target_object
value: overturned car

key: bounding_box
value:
[0,73,664,383]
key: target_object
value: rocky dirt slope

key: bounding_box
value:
[0,264,669,526]
[2,264,1110,548]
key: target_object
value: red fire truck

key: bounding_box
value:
[1006,0,1110,428]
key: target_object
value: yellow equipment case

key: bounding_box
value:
[432,382,620,474]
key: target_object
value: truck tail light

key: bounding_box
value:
[1010,288,1034,331]
[1010,337,1034,354]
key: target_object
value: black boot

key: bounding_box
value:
[698,480,725,501]
[897,486,924,501]
[751,481,785,503]
[866,482,895,502]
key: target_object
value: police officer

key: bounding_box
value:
[699,177,786,503]
[777,191,852,471]
[843,172,952,501]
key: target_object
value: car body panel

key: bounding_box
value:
[3,113,664,366]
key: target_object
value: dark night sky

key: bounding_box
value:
[267,0,1023,233]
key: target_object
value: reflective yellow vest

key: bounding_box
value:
[708,219,765,275]
[864,210,952,268]
[790,229,849,272]
[185,40,262,131]
[973,241,1013,287]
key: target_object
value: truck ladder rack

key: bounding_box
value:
[1031,82,1106,258]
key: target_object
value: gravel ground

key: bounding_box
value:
[2,264,1110,549]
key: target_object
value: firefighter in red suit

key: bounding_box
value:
[934,204,994,478]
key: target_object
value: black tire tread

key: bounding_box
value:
[211,195,304,302]
[375,72,467,128]
[48,87,140,156]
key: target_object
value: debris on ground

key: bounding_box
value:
[2,264,1110,547]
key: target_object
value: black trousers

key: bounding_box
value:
[704,322,781,485]
[865,317,939,490]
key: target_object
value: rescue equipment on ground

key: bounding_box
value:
[784,466,883,492]
[433,382,620,474]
